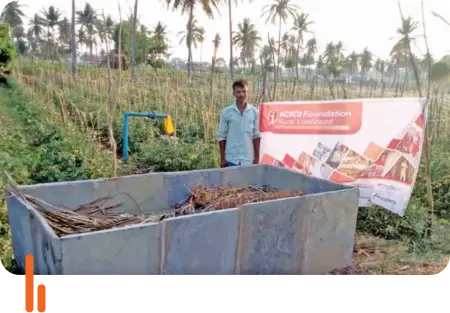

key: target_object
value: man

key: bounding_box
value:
[400,160,408,182]
[217,79,261,168]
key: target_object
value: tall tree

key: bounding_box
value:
[232,17,261,72]
[178,17,205,70]
[346,51,359,75]
[227,0,253,80]
[211,32,221,70]
[262,0,300,97]
[153,21,167,42]
[291,12,313,79]
[58,17,71,51]
[131,0,139,81]
[0,1,25,29]
[40,5,62,38]
[40,5,62,59]
[76,3,97,57]
[12,25,26,55]
[165,0,220,78]
[71,0,77,75]
[27,14,44,39]
[360,47,373,80]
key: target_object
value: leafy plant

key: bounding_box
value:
[0,24,16,72]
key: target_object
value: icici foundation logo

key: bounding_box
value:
[269,110,278,125]
[25,254,46,312]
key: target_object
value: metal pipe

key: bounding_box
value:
[122,111,169,161]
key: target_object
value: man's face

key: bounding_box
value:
[233,86,248,103]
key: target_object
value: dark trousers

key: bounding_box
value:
[226,161,240,167]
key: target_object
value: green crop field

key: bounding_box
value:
[1,0,449,275]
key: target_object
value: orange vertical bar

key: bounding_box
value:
[37,285,46,312]
[25,254,34,312]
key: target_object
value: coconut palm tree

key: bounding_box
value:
[105,16,114,39]
[232,17,261,72]
[346,51,359,75]
[178,17,205,72]
[164,0,221,78]
[261,0,300,80]
[12,26,27,55]
[375,58,387,83]
[77,3,98,57]
[40,5,62,38]
[58,17,71,52]
[390,49,405,88]
[360,47,373,81]
[212,33,221,70]
[27,30,38,57]
[27,14,44,45]
[391,16,420,88]
[71,0,77,75]
[322,42,345,81]
[301,37,316,78]
[227,0,254,80]
[210,32,221,112]
[77,28,86,54]
[153,21,167,42]
[131,0,139,81]
[40,5,62,59]
[291,12,313,79]
[0,1,26,29]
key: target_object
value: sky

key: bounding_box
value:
[2,0,450,63]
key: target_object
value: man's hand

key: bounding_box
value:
[253,157,259,165]
[220,159,228,168]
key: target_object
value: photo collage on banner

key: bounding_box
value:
[258,98,427,216]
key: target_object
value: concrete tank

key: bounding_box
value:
[5,165,359,275]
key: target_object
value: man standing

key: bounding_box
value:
[217,79,261,168]
[400,160,408,182]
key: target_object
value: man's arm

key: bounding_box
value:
[217,110,228,167]
[253,109,261,164]
[219,141,226,165]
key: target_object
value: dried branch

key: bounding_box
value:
[9,184,305,237]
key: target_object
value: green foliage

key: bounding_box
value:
[357,203,426,241]
[357,147,450,241]
[2,58,450,273]
[0,76,107,187]
[113,21,168,65]
[29,141,94,183]
[125,139,218,173]
[430,60,450,82]
[0,23,16,72]
[411,148,450,218]
[0,206,14,271]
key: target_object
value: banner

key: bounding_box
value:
[258,97,428,216]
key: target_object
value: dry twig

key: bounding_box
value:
[6,181,305,237]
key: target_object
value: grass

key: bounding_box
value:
[0,59,449,274]
[352,232,449,275]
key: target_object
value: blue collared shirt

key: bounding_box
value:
[217,102,261,165]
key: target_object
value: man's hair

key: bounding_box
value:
[232,78,249,90]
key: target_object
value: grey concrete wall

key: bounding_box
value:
[6,165,359,275]
[6,191,61,274]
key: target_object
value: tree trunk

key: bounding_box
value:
[131,0,138,81]
[392,67,398,88]
[118,3,122,75]
[398,0,434,239]
[101,9,118,177]
[277,16,282,80]
[228,0,234,81]
[187,5,194,78]
[71,0,77,75]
